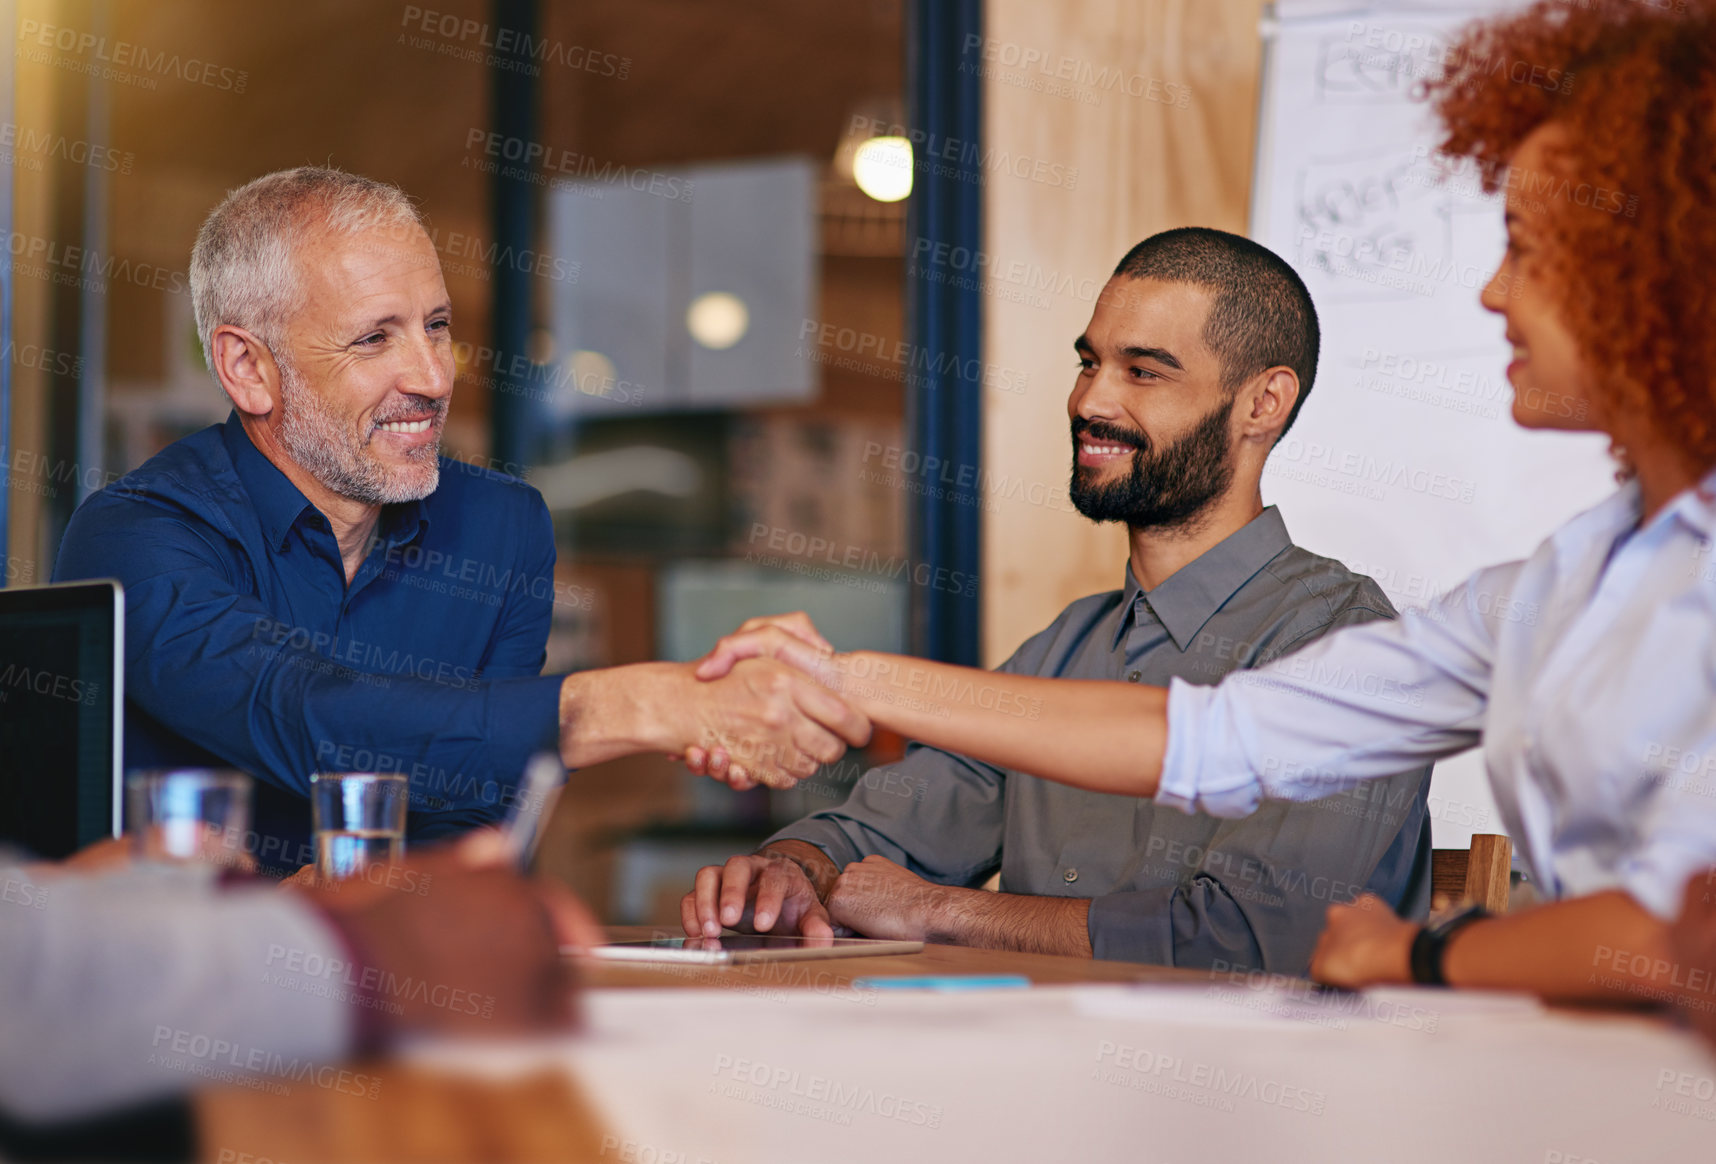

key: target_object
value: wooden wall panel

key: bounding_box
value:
[979,0,1268,663]
[6,0,66,585]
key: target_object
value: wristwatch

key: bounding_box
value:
[1409,903,1491,986]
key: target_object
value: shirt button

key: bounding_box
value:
[1063,868,1079,883]
[1127,670,1142,682]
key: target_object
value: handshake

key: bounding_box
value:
[553,611,873,791]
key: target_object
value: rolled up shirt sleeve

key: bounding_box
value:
[1158,563,1508,818]
[767,743,1008,887]
[1089,768,1430,972]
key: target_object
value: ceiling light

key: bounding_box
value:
[686,291,750,350]
[853,136,913,203]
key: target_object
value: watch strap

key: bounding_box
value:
[1409,904,1491,986]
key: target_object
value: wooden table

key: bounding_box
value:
[196,1062,610,1164]
[194,929,1207,1163]
[194,928,1716,1163]
[583,924,1215,990]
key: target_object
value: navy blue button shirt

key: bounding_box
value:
[53,412,564,870]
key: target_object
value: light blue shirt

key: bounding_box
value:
[1161,473,1716,919]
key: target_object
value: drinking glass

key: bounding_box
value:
[310,772,408,881]
[125,769,251,867]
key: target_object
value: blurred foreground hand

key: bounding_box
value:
[30,827,257,877]
[300,840,603,1039]
[1671,867,1716,1050]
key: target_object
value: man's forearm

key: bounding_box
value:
[833,651,1167,799]
[930,888,1093,957]
[556,663,687,768]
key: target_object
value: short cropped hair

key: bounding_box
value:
[1113,226,1320,439]
[189,166,424,375]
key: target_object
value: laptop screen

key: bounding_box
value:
[0,581,123,859]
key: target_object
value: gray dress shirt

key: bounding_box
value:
[770,507,1433,974]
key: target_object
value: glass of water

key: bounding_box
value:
[126,769,252,867]
[310,772,408,881]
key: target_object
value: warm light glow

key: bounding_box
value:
[853,136,913,203]
[686,291,750,350]
[567,349,617,396]
[548,349,618,419]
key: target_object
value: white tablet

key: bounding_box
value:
[580,935,924,964]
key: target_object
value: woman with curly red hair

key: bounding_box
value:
[1297,0,1716,1004]
[690,0,1716,1011]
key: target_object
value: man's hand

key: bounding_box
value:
[29,829,258,879]
[1309,893,1417,989]
[688,658,869,788]
[26,836,134,878]
[683,613,849,787]
[278,828,522,893]
[692,850,1095,955]
[681,849,836,939]
[826,855,952,942]
[305,845,601,1039]
[558,657,870,789]
[279,863,320,889]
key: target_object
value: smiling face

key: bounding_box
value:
[1067,277,1239,531]
[1479,123,1600,433]
[273,221,455,505]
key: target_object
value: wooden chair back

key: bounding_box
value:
[1430,833,1512,914]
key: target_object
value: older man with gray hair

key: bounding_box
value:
[54,167,867,871]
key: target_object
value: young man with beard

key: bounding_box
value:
[682,227,1433,973]
[51,168,868,873]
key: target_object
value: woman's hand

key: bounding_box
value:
[692,611,834,681]
[684,612,845,788]
[1309,893,1417,988]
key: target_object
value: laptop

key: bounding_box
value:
[0,580,124,859]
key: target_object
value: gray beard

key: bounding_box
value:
[276,359,440,506]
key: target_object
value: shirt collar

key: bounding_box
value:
[223,412,317,551]
[1110,506,1295,652]
[1554,466,1716,563]
[1655,465,1716,540]
[220,411,430,554]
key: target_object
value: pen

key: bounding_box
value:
[501,752,567,868]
